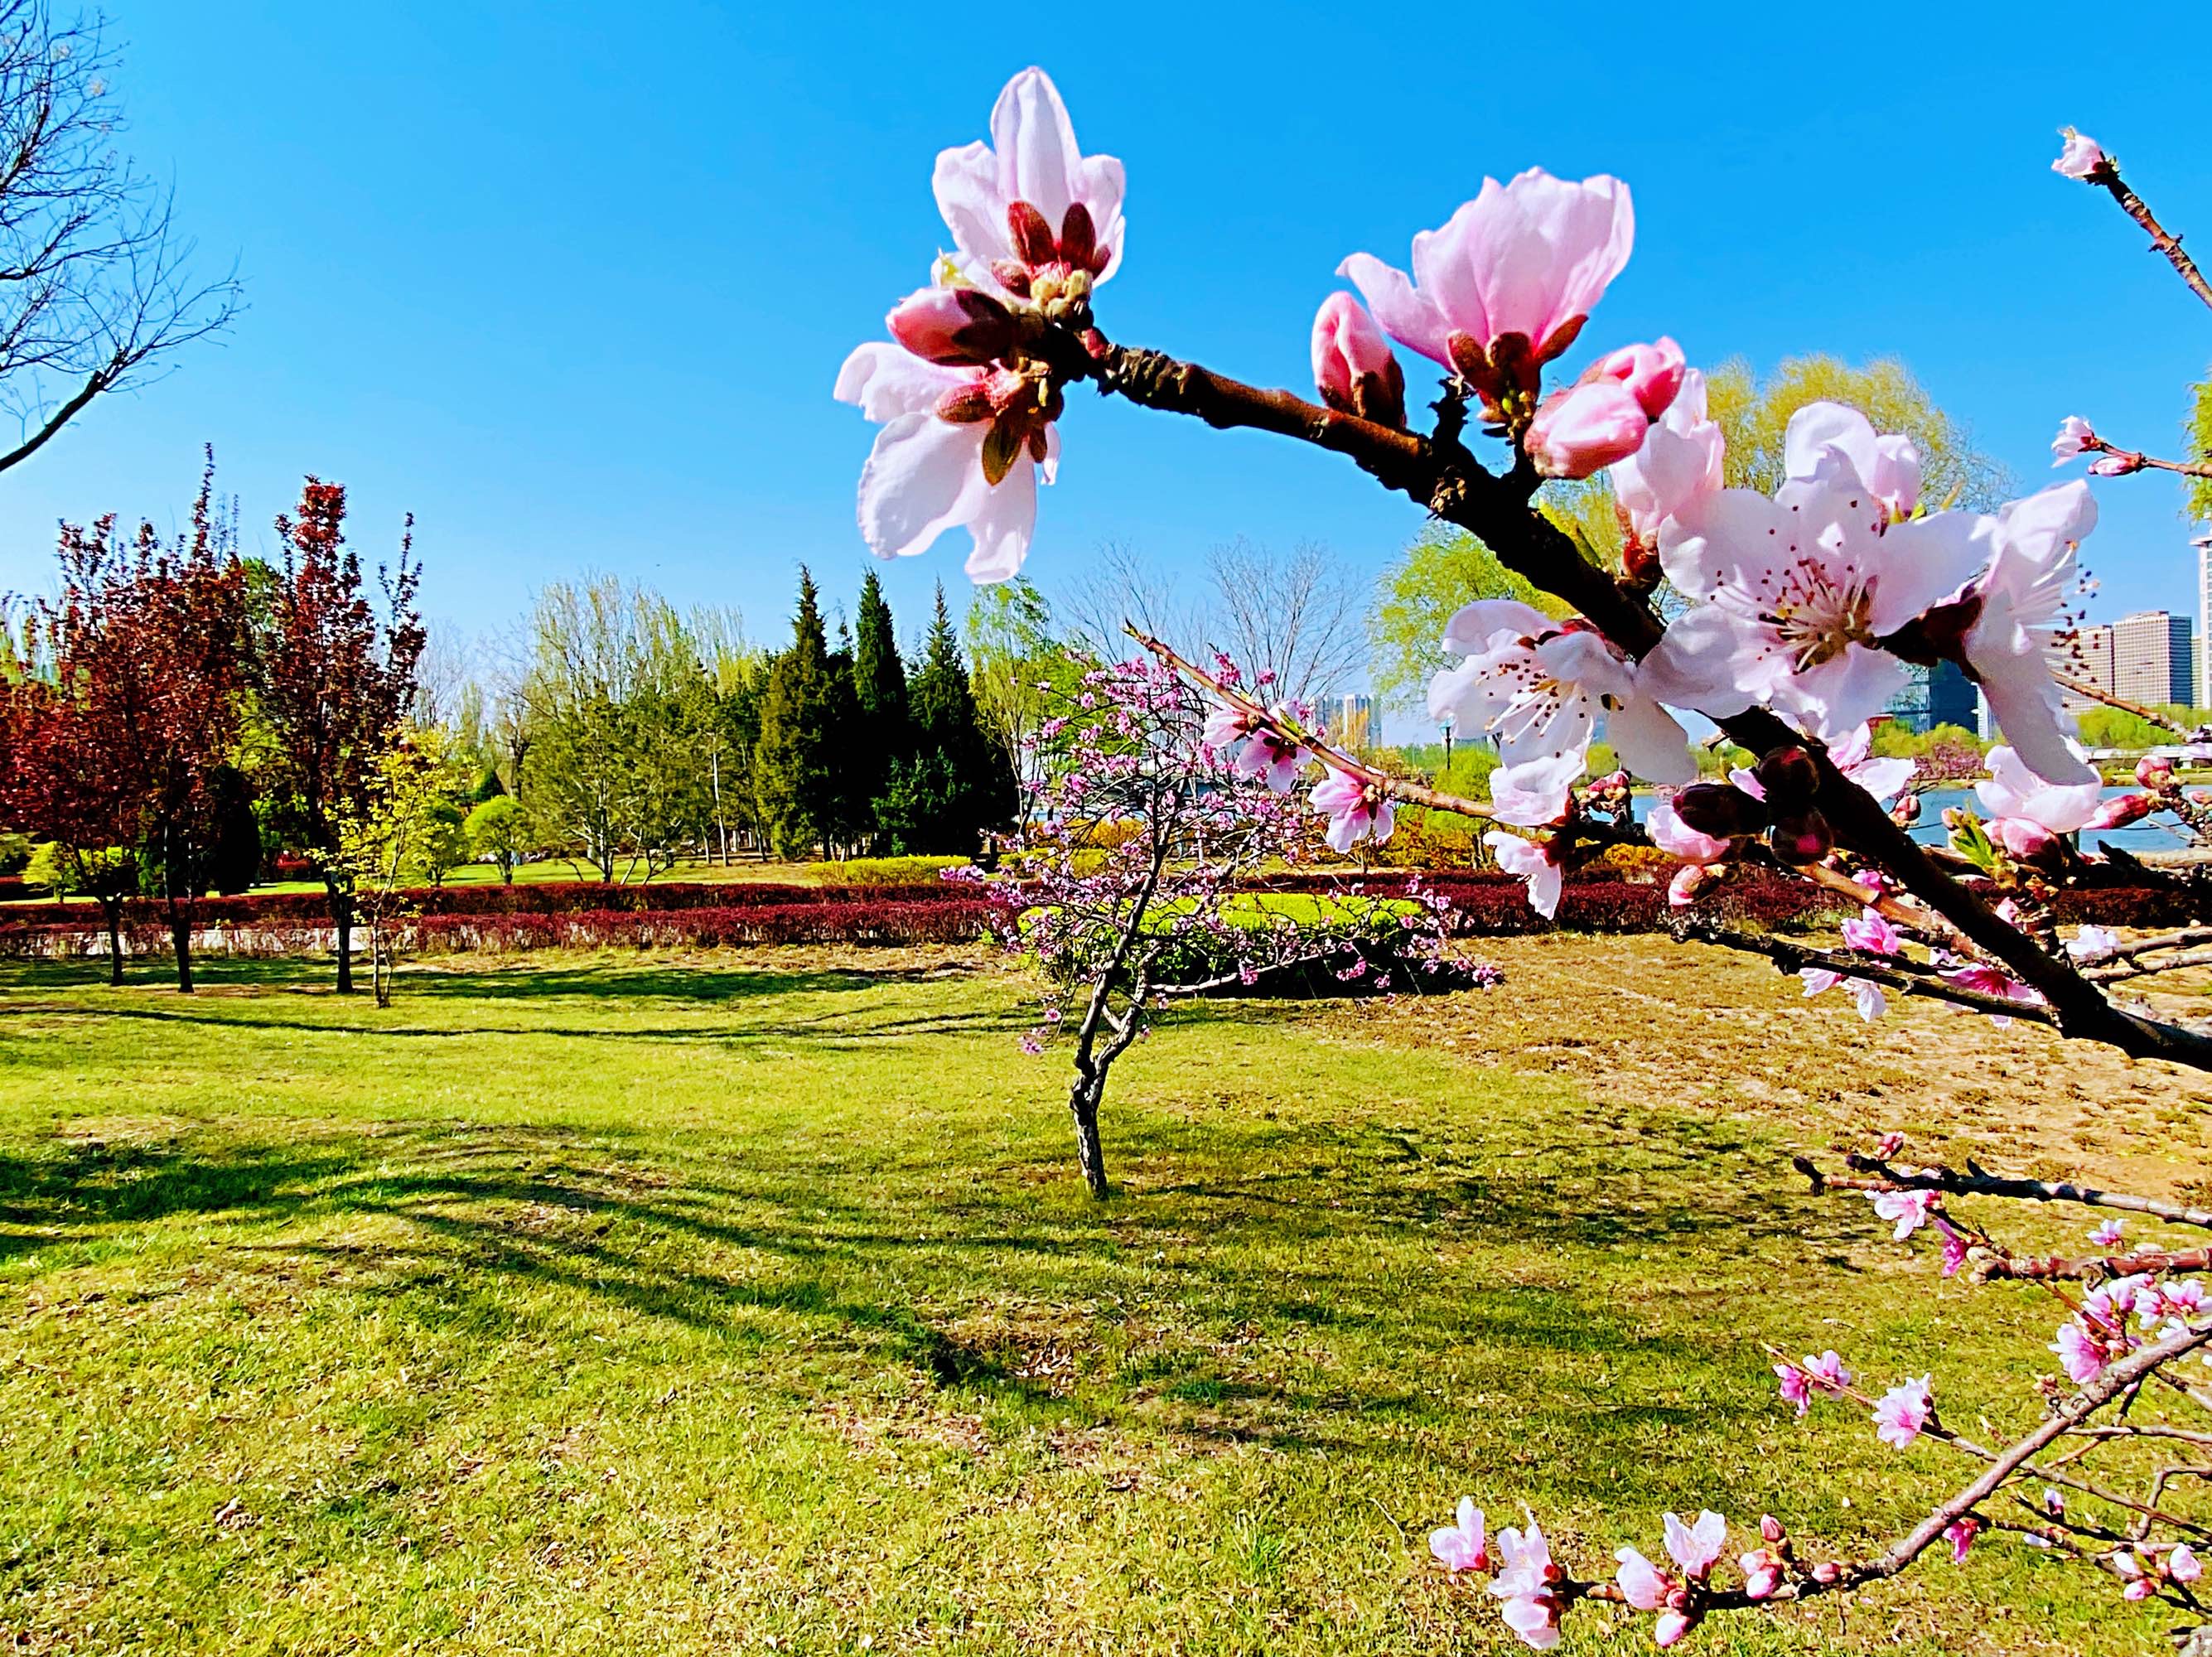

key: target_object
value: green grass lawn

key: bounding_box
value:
[0,949,2170,1654]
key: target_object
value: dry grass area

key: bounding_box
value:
[1331,933,2212,1203]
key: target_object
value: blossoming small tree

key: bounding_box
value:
[841,80,2210,1646]
[968,653,1476,1198]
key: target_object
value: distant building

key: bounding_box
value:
[2066,623,2116,709]
[1331,693,1381,751]
[2195,534,2212,705]
[1926,659,1978,731]
[2112,610,2194,707]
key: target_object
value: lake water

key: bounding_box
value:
[1630,785,2190,858]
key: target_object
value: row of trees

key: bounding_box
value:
[480,568,1027,873]
[0,460,423,992]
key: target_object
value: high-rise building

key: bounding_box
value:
[1926,659,1978,730]
[2112,610,2194,707]
[1331,693,1381,751]
[2066,623,2115,709]
[2195,534,2212,706]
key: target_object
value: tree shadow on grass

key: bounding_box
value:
[0,1101,1871,1501]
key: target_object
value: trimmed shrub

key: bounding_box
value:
[811,855,971,888]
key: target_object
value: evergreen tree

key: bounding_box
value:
[752,568,839,858]
[823,619,867,853]
[850,569,910,844]
[891,582,1015,854]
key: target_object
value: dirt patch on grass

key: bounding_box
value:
[1331,934,2212,1203]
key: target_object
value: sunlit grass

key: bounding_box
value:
[0,949,2163,1654]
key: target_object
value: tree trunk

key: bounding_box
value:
[1068,1076,1109,1200]
[169,909,194,993]
[101,899,123,986]
[333,896,355,994]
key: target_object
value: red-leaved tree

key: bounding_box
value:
[13,471,251,991]
[258,479,424,993]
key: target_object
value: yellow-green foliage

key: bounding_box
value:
[810,854,972,887]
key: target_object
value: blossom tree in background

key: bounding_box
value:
[965,652,1482,1198]
[841,76,2211,1645]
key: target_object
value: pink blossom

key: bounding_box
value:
[1739,1547,1785,1600]
[1648,792,1731,864]
[1782,402,1923,521]
[1486,831,1562,920]
[1614,366,1726,548]
[1936,960,2043,1023]
[1644,431,1988,738]
[1667,862,1712,908]
[1311,292,1405,428]
[2052,128,2107,180]
[933,68,1125,298]
[1976,742,2102,833]
[1429,604,1692,783]
[1802,967,1886,1022]
[2050,416,2097,465]
[2051,1320,2105,1384]
[2088,1218,2126,1249]
[1487,750,1586,827]
[1203,702,1308,792]
[1524,376,1651,479]
[1944,1516,1979,1564]
[1663,1510,1727,1577]
[1958,482,2100,786]
[2068,924,2122,963]
[1843,914,1902,955]
[2136,753,2176,790]
[1872,1375,1932,1449]
[834,341,1058,582]
[1311,764,1395,853]
[1337,168,1634,399]
[2171,1543,2202,1584]
[1869,1187,1935,1240]
[1614,1545,1672,1610]
[1934,1216,1969,1277]
[1828,722,1917,806]
[1430,1497,1490,1572]
[1775,1348,1853,1416]
[1489,1522,1562,1650]
[1653,1610,1694,1647]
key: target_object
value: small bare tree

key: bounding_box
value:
[1202,537,1367,711]
[0,2,240,476]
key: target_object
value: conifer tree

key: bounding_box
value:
[752,568,838,858]
[850,570,910,843]
[885,583,1015,853]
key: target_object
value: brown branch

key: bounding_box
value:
[2054,672,2197,737]
[1978,1245,2212,1283]
[1799,1154,2212,1232]
[1052,322,2212,1070]
[2089,155,2212,313]
[1682,925,2055,1024]
[1128,627,1497,821]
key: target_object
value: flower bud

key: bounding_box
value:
[1991,816,2058,861]
[1005,199,1057,266]
[2135,754,2174,790]
[888,287,1019,367]
[1810,1561,1842,1585]
[1584,336,1687,419]
[1524,379,1649,479]
[2084,792,2152,832]
[1767,809,1833,865]
[1754,745,1821,810]
[1654,1610,1694,1648]
[1311,292,1406,428]
[1890,792,1922,827]
[1672,782,1767,839]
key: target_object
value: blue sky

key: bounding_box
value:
[1,1,2209,692]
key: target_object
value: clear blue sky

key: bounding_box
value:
[2,0,2209,686]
